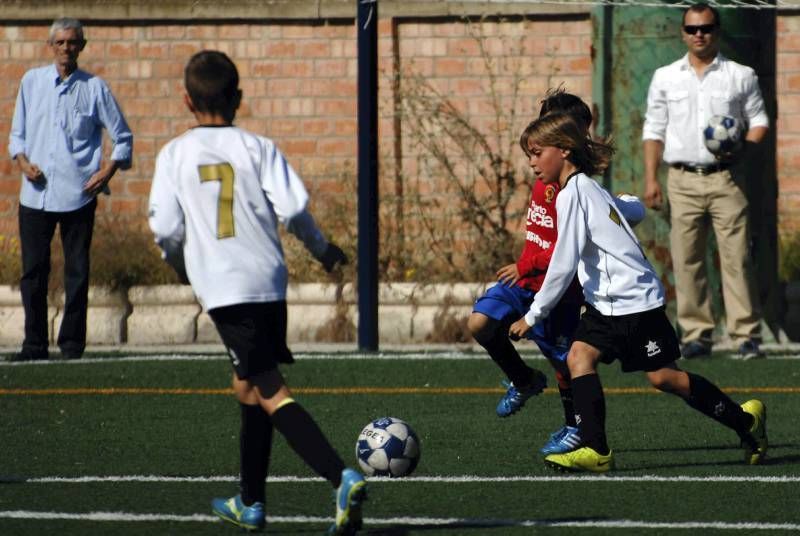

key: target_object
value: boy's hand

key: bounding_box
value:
[496,263,521,286]
[320,243,348,273]
[508,317,532,341]
[158,238,190,285]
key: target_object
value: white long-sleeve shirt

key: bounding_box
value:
[148,126,328,311]
[524,173,664,327]
[641,53,768,166]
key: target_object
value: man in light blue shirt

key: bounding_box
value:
[8,17,133,361]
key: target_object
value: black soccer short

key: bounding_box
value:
[573,304,681,372]
[208,301,295,380]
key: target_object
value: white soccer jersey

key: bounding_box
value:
[524,172,665,326]
[148,126,328,310]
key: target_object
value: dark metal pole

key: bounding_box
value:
[357,0,379,351]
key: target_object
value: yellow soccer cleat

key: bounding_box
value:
[544,446,614,473]
[741,399,768,465]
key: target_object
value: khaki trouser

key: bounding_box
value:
[666,167,760,345]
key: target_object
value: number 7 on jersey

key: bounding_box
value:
[198,163,235,239]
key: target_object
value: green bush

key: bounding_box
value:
[780,231,800,282]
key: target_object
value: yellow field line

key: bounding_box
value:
[0,388,232,396]
[0,386,799,396]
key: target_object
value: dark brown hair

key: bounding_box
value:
[683,2,721,27]
[538,87,592,132]
[184,50,241,122]
[519,112,614,177]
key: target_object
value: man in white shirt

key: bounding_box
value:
[642,3,768,359]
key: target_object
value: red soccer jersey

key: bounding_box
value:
[516,179,559,291]
[515,179,582,302]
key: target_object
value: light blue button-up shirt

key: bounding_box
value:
[8,64,133,212]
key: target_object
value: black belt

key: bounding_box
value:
[670,162,729,175]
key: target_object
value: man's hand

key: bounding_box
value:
[720,139,758,164]
[320,243,348,273]
[84,160,120,196]
[508,317,532,341]
[496,263,521,286]
[15,155,44,183]
[642,139,664,210]
[83,168,113,196]
[643,179,663,210]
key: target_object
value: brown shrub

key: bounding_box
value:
[0,213,180,295]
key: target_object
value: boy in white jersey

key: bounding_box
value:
[470,89,646,458]
[508,112,767,473]
[148,51,365,534]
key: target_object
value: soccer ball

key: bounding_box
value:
[356,417,420,477]
[703,115,742,155]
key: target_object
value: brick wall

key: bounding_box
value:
[778,13,800,235]
[0,20,367,227]
[1,4,797,258]
[0,12,593,258]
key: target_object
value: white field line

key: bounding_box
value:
[18,474,800,484]
[0,510,798,531]
[2,351,800,367]
[0,353,494,366]
[5,475,799,530]
[0,510,217,522]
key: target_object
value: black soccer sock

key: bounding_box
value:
[571,374,609,455]
[684,373,753,436]
[270,399,345,488]
[559,386,578,427]
[482,331,538,387]
[553,370,577,427]
[239,403,273,505]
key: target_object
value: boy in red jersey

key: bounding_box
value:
[468,89,644,455]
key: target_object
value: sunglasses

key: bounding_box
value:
[683,24,716,35]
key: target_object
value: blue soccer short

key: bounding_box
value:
[473,283,581,371]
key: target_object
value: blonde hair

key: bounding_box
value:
[519,111,614,177]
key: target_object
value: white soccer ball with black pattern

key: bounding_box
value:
[703,115,742,155]
[356,417,420,478]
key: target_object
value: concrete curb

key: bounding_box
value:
[0,283,488,347]
[2,283,798,352]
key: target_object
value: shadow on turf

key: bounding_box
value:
[613,442,800,470]
[359,517,608,534]
[618,443,775,454]
[757,450,800,465]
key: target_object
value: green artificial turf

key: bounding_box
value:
[1,352,798,534]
